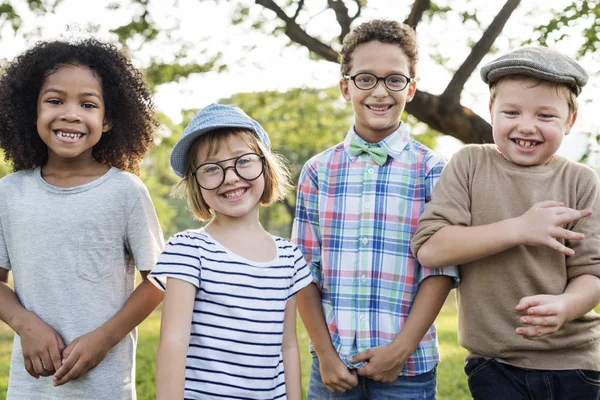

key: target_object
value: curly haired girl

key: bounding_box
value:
[0,38,164,399]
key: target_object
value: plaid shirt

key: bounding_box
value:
[292,124,458,376]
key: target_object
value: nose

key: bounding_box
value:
[517,116,536,134]
[222,165,240,184]
[60,103,82,122]
[371,78,389,97]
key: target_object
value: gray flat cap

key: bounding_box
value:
[480,47,588,96]
[170,103,271,178]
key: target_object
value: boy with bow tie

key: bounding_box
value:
[292,19,458,399]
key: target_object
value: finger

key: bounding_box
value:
[40,350,56,374]
[356,365,371,377]
[520,315,558,327]
[538,201,564,208]
[546,239,575,256]
[31,356,49,377]
[349,350,370,364]
[61,341,75,362]
[49,345,63,372]
[53,351,78,382]
[24,357,39,379]
[54,358,85,386]
[516,326,555,339]
[552,228,585,241]
[515,297,540,311]
[556,209,592,224]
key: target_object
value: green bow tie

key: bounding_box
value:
[349,138,388,166]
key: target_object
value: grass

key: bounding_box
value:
[0,294,470,399]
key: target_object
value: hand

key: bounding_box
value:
[17,312,65,378]
[351,344,407,383]
[515,201,591,256]
[515,294,568,339]
[318,353,358,392]
[52,328,113,386]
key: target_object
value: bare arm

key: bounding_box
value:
[53,271,164,385]
[0,267,65,377]
[282,297,302,400]
[417,202,591,269]
[296,283,357,392]
[156,278,196,400]
[352,276,453,381]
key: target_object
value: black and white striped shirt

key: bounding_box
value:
[150,229,312,399]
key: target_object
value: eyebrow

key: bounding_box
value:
[41,88,102,100]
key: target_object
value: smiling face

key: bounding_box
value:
[36,65,111,166]
[194,133,265,221]
[340,41,416,143]
[490,77,576,166]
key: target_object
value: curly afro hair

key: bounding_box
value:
[0,38,158,174]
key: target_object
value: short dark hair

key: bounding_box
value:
[0,38,158,174]
[340,19,419,78]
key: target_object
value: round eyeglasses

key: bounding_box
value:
[343,72,412,92]
[192,152,265,190]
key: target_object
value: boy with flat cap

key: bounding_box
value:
[411,46,600,399]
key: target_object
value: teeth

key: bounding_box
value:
[56,131,83,139]
[368,105,390,111]
[223,188,245,199]
[515,139,537,148]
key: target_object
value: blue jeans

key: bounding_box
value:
[466,357,600,400]
[307,355,437,400]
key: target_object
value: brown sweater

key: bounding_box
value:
[411,144,600,370]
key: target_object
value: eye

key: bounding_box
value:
[357,74,375,83]
[502,110,518,116]
[46,98,61,105]
[82,103,98,109]
[199,164,221,174]
[538,113,554,119]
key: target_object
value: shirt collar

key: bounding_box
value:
[343,123,411,161]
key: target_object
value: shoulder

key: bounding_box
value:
[408,139,447,172]
[0,169,33,187]
[556,158,600,192]
[302,142,345,171]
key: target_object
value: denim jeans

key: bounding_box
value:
[466,357,600,400]
[307,355,437,400]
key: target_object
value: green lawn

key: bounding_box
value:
[0,294,469,399]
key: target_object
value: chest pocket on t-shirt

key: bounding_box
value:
[77,239,117,282]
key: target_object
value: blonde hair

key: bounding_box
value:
[175,128,292,221]
[489,75,577,122]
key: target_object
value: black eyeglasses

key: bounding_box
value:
[192,153,265,190]
[343,72,412,92]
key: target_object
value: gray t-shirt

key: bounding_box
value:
[0,167,164,400]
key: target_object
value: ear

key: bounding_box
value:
[102,119,113,133]
[564,111,578,136]
[488,102,493,123]
[405,80,417,102]
[340,79,351,102]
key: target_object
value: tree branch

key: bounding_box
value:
[255,0,339,61]
[292,0,305,20]
[406,91,493,144]
[441,0,521,101]
[405,0,430,30]
[327,0,352,43]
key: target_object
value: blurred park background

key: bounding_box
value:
[0,0,599,398]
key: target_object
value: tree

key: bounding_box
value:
[232,0,599,144]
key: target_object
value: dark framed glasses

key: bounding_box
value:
[192,152,265,190]
[343,72,412,92]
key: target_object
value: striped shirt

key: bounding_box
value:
[291,124,459,376]
[150,229,312,399]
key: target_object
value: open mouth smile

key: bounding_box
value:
[221,188,247,200]
[366,105,393,112]
[54,130,85,141]
[512,139,540,148]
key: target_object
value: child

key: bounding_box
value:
[150,103,312,399]
[0,39,163,400]
[292,19,458,398]
[411,46,600,399]
[0,39,165,399]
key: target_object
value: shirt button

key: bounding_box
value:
[364,202,370,209]
[360,237,368,245]
[361,274,367,283]
[368,168,375,175]
[360,314,366,321]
